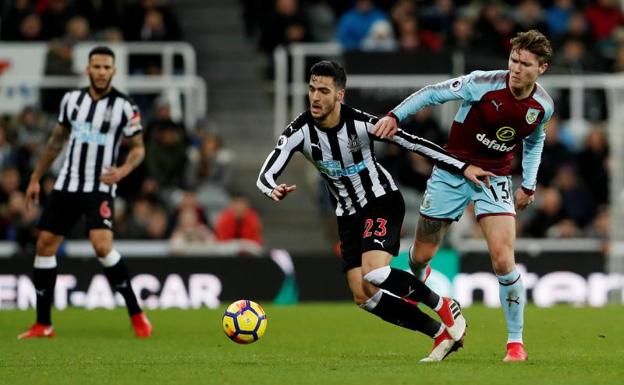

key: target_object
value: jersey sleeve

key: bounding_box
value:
[256,127,304,198]
[521,110,551,192]
[57,92,71,128]
[368,123,467,173]
[122,101,143,137]
[391,72,480,122]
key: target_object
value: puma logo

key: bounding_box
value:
[406,286,415,297]
[36,289,45,296]
[491,100,502,111]
[310,143,321,150]
[373,239,386,248]
[116,281,128,289]
[506,295,520,308]
[103,219,112,228]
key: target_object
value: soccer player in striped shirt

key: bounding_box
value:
[18,46,152,339]
[374,30,555,361]
[258,60,494,361]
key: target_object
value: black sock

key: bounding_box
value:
[34,267,57,325]
[103,260,141,316]
[376,268,441,309]
[366,291,441,337]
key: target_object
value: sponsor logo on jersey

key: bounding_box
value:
[347,134,363,152]
[315,159,366,177]
[476,133,516,152]
[495,126,516,142]
[525,108,539,124]
[71,122,107,145]
[450,78,463,91]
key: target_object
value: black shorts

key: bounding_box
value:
[38,190,115,236]
[336,190,405,272]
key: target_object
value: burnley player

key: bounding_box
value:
[373,30,554,362]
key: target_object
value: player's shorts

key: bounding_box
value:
[419,166,515,221]
[38,190,115,236]
[337,190,405,272]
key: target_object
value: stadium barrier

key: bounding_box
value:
[1,243,621,310]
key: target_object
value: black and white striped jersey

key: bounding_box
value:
[53,87,142,196]
[257,104,468,216]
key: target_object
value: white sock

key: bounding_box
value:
[433,297,443,311]
[34,255,57,269]
[363,266,391,286]
[99,249,121,267]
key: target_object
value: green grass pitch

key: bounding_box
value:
[1,304,622,385]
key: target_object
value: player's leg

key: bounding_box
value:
[409,216,451,282]
[18,191,77,339]
[17,231,64,339]
[89,228,151,337]
[87,193,151,337]
[479,215,527,361]
[475,176,526,361]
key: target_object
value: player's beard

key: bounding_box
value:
[311,97,338,125]
[89,75,112,95]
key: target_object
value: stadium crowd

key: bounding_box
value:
[0,0,616,255]
[0,0,264,256]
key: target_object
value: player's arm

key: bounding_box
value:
[378,126,494,186]
[26,123,71,207]
[100,133,145,186]
[256,130,304,201]
[515,119,548,210]
[374,74,474,138]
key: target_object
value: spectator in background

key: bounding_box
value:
[304,0,336,42]
[421,0,456,37]
[336,0,388,50]
[0,167,21,206]
[546,0,576,38]
[524,187,564,238]
[12,107,47,180]
[552,164,595,228]
[536,113,574,186]
[578,125,609,205]
[259,0,309,78]
[123,0,181,41]
[584,0,624,44]
[1,0,35,40]
[447,16,477,53]
[170,207,216,253]
[513,0,548,37]
[18,13,45,41]
[145,113,188,192]
[40,0,77,40]
[215,194,263,246]
[0,123,16,171]
[361,19,396,51]
[189,133,234,191]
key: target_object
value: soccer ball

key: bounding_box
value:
[222,300,267,344]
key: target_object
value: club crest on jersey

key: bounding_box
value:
[348,134,363,152]
[525,108,539,124]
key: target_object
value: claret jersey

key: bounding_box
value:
[392,70,554,191]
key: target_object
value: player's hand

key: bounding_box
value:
[514,188,534,211]
[463,165,495,188]
[373,116,398,139]
[99,166,127,185]
[271,184,296,201]
[25,180,40,209]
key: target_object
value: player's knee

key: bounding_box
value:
[36,234,59,255]
[93,243,112,258]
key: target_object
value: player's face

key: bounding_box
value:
[87,54,116,93]
[308,75,344,121]
[508,49,547,90]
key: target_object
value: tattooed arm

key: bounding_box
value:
[100,133,145,186]
[26,123,71,208]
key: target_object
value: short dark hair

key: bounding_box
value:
[88,46,115,62]
[309,60,347,89]
[510,30,552,65]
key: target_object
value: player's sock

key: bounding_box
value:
[408,245,430,282]
[361,290,443,337]
[33,256,58,325]
[100,250,141,316]
[497,268,525,343]
[364,266,441,310]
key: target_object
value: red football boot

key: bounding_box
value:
[420,329,464,362]
[17,323,56,340]
[503,342,528,362]
[131,312,152,338]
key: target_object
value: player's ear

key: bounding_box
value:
[538,62,548,75]
[337,88,345,102]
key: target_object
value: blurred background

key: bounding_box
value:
[0,0,623,309]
